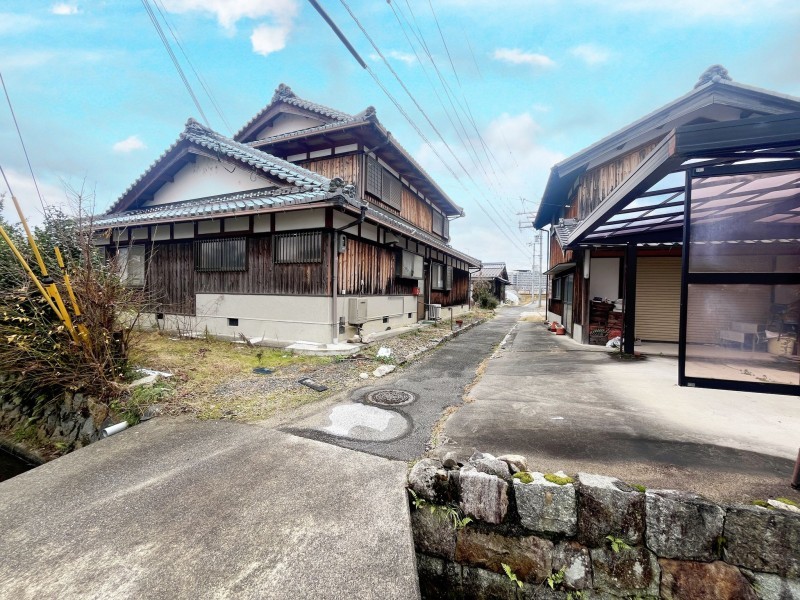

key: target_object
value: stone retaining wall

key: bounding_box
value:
[408,452,800,600]
[0,375,105,457]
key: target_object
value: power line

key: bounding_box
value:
[0,71,47,213]
[389,2,525,230]
[140,0,210,127]
[344,3,529,253]
[309,1,531,257]
[151,0,233,135]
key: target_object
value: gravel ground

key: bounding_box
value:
[173,310,492,421]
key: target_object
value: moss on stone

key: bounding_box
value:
[544,473,574,485]
[750,500,773,509]
[513,471,533,484]
[775,497,798,507]
[631,484,646,493]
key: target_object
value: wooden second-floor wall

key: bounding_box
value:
[565,139,663,222]
[301,154,448,243]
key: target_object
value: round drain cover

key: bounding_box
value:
[366,389,416,406]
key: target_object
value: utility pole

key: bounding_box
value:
[536,230,544,307]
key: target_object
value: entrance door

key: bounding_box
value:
[563,273,574,334]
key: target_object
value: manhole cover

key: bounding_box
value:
[366,389,416,406]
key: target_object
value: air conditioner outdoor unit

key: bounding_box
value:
[426,303,441,320]
[348,297,369,325]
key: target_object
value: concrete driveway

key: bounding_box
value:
[0,418,418,600]
[437,308,800,503]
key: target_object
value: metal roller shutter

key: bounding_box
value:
[635,257,681,342]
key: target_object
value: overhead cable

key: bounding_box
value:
[140,0,210,127]
[0,71,47,213]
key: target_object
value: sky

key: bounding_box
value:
[1,1,799,271]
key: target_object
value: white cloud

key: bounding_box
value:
[250,23,291,56]
[161,0,298,30]
[493,48,554,68]
[388,51,416,66]
[51,3,79,15]
[369,50,417,66]
[413,111,564,267]
[112,135,147,153]
[570,44,611,66]
[162,0,299,56]
[600,0,795,19]
[0,167,65,226]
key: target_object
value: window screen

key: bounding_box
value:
[274,231,322,264]
[194,238,247,272]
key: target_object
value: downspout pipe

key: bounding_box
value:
[331,204,368,344]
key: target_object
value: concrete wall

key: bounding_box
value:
[146,156,273,206]
[409,453,800,600]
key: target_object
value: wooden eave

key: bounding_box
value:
[253,120,464,217]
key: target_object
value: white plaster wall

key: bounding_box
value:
[572,323,584,343]
[275,209,324,231]
[174,222,194,239]
[152,225,170,241]
[589,258,621,301]
[146,156,273,206]
[547,310,561,323]
[256,113,324,139]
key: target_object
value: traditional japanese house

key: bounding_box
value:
[534,66,800,394]
[472,262,510,302]
[94,84,480,346]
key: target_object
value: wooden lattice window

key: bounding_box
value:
[194,238,247,272]
[274,231,322,264]
[366,156,382,199]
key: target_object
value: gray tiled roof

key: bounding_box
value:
[365,204,481,267]
[235,83,353,140]
[474,263,508,280]
[107,119,330,214]
[248,114,366,146]
[95,186,346,228]
[182,120,329,189]
[553,220,579,247]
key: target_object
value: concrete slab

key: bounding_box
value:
[0,418,419,600]
[438,315,800,504]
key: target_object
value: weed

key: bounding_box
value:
[631,484,646,493]
[407,489,472,530]
[606,535,631,553]
[546,567,565,589]
[501,563,523,589]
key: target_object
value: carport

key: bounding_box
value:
[566,112,800,395]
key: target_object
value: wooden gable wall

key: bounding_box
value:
[567,139,663,221]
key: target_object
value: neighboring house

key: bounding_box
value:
[473,262,510,302]
[94,84,480,346]
[534,66,800,395]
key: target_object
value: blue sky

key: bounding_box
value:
[1,0,799,270]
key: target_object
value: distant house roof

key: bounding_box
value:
[534,67,800,229]
[474,262,510,283]
[552,219,579,249]
[107,119,330,214]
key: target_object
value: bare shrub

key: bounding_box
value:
[0,189,145,404]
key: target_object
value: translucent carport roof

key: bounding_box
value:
[567,112,800,247]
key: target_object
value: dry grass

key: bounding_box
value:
[127,309,492,422]
[128,332,337,420]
